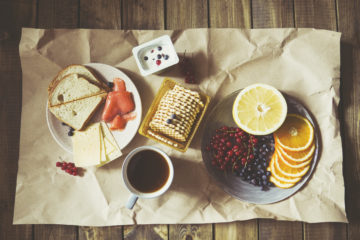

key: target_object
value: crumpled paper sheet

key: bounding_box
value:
[13,28,346,225]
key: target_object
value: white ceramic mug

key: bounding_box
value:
[122,146,174,209]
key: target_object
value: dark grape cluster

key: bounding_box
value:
[206,126,275,191]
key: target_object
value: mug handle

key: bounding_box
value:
[126,194,138,209]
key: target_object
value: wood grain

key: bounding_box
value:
[259,219,302,240]
[34,225,77,240]
[304,223,347,240]
[209,0,251,28]
[38,0,79,28]
[294,0,337,30]
[0,0,36,239]
[124,225,168,240]
[166,0,208,29]
[122,0,164,29]
[80,0,121,29]
[169,224,212,240]
[214,220,257,240]
[337,0,360,239]
[252,0,294,28]
[79,226,123,240]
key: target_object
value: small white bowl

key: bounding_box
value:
[132,35,179,76]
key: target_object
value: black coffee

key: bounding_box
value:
[127,150,170,193]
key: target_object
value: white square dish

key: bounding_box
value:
[132,35,179,76]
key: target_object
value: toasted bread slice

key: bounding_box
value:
[48,64,110,96]
[48,73,107,107]
[49,93,107,130]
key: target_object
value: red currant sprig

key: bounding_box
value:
[56,161,80,176]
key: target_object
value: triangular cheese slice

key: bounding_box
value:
[72,123,101,167]
[99,126,107,163]
[97,122,122,167]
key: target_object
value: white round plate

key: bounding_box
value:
[46,63,142,153]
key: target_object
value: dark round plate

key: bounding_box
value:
[201,90,321,204]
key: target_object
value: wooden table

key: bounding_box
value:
[0,0,359,239]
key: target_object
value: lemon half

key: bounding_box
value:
[232,83,287,135]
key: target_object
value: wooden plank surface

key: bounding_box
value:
[294,0,337,30]
[79,226,123,240]
[34,225,77,240]
[169,224,212,240]
[124,225,168,240]
[166,0,208,28]
[337,0,360,239]
[259,219,302,240]
[80,0,121,29]
[304,223,347,240]
[214,221,257,240]
[209,0,251,28]
[252,0,294,28]
[38,0,79,28]
[122,0,164,30]
[0,0,36,240]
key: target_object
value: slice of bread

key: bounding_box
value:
[48,73,106,107]
[48,64,110,96]
[49,93,107,130]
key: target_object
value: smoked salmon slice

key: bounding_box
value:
[102,79,135,123]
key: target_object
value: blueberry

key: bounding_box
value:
[68,131,74,136]
[70,127,75,131]
[262,162,268,167]
[157,54,162,59]
[262,185,269,191]
[266,171,271,176]
[246,175,251,180]
[144,56,148,61]
[171,113,176,119]
[257,164,262,169]
[158,46,162,51]
[107,82,114,88]
[164,55,169,60]
[166,119,172,124]
[261,175,267,180]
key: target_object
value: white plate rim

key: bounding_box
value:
[46,63,142,153]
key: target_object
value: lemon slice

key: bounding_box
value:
[232,83,287,135]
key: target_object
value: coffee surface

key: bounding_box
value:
[127,150,170,193]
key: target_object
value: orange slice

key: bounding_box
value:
[269,176,295,189]
[269,154,301,184]
[277,140,315,162]
[274,114,314,151]
[276,148,312,169]
[274,151,310,178]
